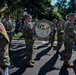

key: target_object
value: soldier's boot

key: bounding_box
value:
[63,61,73,68]
[30,59,35,63]
[26,60,34,67]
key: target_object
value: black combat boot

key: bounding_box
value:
[26,60,34,67]
[63,61,73,68]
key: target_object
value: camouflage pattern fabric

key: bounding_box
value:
[0,22,10,67]
[49,24,56,46]
[23,22,34,62]
[2,19,15,33]
[2,19,15,47]
[64,20,75,62]
[56,23,64,51]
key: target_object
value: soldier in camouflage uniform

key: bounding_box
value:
[63,13,76,67]
[56,18,65,54]
[0,17,10,74]
[2,13,15,48]
[49,19,57,47]
[23,14,34,67]
[74,21,76,45]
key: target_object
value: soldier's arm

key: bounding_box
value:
[65,23,75,37]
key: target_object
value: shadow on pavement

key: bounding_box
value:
[10,59,27,75]
[36,43,49,49]
[73,59,76,75]
[10,47,28,75]
[9,47,26,68]
[59,65,69,75]
[10,43,27,75]
[11,43,25,49]
[38,54,59,75]
[34,46,52,61]
[59,50,65,61]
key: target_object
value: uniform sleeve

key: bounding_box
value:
[57,24,62,35]
[2,20,7,27]
[23,26,33,39]
[64,22,75,38]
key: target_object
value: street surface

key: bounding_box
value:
[9,39,76,75]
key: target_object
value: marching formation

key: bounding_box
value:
[0,5,76,75]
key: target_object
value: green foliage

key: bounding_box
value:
[13,33,23,39]
[68,0,76,13]
[0,0,56,20]
[1,0,76,20]
[54,0,68,19]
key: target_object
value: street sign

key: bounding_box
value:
[34,19,53,40]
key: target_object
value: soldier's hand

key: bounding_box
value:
[0,25,5,30]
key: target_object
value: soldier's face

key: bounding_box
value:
[69,16,75,21]
[5,15,10,20]
[53,20,57,24]
[27,18,32,22]
[29,18,32,22]
[25,18,31,22]
[59,20,63,24]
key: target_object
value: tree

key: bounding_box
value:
[68,0,76,13]
[54,0,68,19]
[0,0,61,20]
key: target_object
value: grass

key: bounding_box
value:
[55,34,57,40]
[12,32,24,39]
[12,32,57,40]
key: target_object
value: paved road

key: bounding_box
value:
[9,39,76,75]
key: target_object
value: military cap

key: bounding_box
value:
[24,14,32,19]
[67,13,75,17]
[66,13,76,19]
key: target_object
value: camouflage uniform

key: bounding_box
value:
[49,23,56,46]
[23,22,34,63]
[74,23,76,44]
[2,19,15,47]
[0,22,10,67]
[49,19,57,46]
[57,19,64,53]
[64,20,75,62]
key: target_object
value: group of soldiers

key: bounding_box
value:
[0,12,35,74]
[22,13,76,68]
[49,13,76,68]
[0,12,15,75]
[0,11,76,75]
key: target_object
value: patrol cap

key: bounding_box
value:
[24,14,32,19]
[66,13,76,19]
[59,18,64,21]
[67,13,75,17]
[52,19,57,22]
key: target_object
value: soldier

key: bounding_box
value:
[63,13,76,67]
[56,18,65,54]
[49,19,57,47]
[0,14,10,75]
[22,14,35,67]
[2,13,15,47]
[74,21,76,45]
